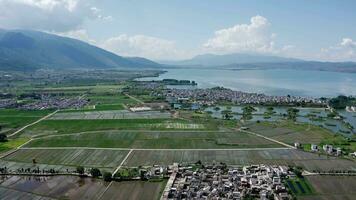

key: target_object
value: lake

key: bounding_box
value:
[138,68,356,97]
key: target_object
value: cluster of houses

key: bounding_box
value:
[310,144,343,156]
[163,164,294,200]
[346,106,356,112]
[163,88,325,109]
[19,95,88,110]
[0,99,16,108]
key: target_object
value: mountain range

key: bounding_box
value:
[160,53,356,73]
[0,29,355,73]
[159,53,302,66]
[0,29,160,71]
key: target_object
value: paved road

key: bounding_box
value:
[8,110,59,138]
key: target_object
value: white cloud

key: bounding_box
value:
[54,29,96,44]
[204,15,276,54]
[319,38,356,61]
[101,34,190,60]
[0,0,111,32]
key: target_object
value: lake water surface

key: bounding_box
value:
[138,69,356,97]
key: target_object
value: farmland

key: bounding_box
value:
[246,121,356,152]
[49,110,171,120]
[0,109,52,135]
[123,149,356,171]
[20,118,211,137]
[300,175,356,200]
[0,138,29,154]
[99,180,166,200]
[0,175,166,200]
[25,130,281,149]
[3,149,129,172]
[246,121,339,144]
[285,177,314,197]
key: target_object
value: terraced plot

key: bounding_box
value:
[123,149,356,171]
[49,110,171,120]
[25,131,281,149]
[3,149,129,171]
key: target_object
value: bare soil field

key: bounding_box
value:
[49,110,171,120]
[0,186,55,200]
[300,175,356,200]
[123,149,356,171]
[2,149,129,172]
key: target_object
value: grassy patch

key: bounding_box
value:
[0,138,29,153]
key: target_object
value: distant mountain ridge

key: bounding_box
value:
[0,29,161,71]
[160,53,302,66]
[159,53,356,73]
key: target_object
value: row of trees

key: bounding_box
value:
[76,166,112,181]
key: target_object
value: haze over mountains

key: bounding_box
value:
[0,29,160,71]
[0,29,355,73]
[160,53,302,66]
[160,53,356,73]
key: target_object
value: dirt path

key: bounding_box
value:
[8,110,59,138]
[238,128,295,149]
[124,94,144,104]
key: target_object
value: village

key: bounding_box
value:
[0,94,88,110]
[162,163,296,200]
[162,87,326,107]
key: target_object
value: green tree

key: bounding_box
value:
[76,166,85,175]
[0,133,7,142]
[103,172,112,182]
[90,168,101,178]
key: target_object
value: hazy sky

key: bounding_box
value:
[1,0,356,61]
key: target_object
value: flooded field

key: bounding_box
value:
[205,106,356,137]
[0,175,166,200]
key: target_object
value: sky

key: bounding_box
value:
[0,0,356,61]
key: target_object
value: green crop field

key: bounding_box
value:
[0,138,29,154]
[21,119,210,137]
[246,121,345,144]
[25,130,281,149]
[3,149,129,171]
[0,109,51,134]
[285,177,314,196]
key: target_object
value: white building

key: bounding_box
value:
[311,144,318,152]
